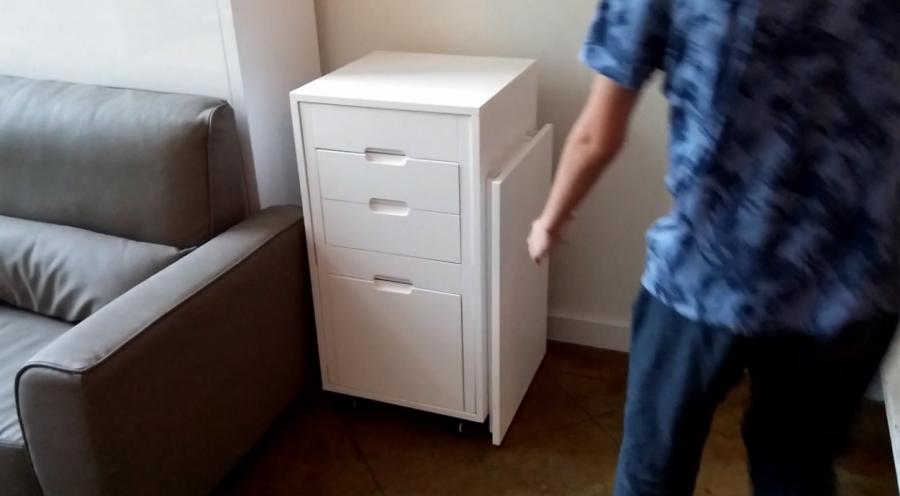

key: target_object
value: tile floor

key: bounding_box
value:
[215,341,897,495]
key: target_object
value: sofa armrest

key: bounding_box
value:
[16,206,313,496]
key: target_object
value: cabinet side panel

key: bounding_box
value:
[479,66,539,178]
[294,101,331,385]
[459,116,482,417]
[477,66,539,419]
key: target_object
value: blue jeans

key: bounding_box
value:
[614,289,898,496]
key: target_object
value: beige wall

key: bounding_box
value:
[314,0,672,333]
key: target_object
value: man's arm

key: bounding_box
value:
[528,75,641,263]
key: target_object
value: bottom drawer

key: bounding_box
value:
[323,274,464,412]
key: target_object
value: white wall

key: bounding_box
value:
[315,0,672,341]
[222,0,322,207]
[0,0,320,209]
[0,0,231,98]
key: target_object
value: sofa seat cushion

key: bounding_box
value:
[0,304,71,445]
[0,215,188,322]
[0,304,71,495]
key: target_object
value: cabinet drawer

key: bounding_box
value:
[323,199,461,263]
[323,245,463,295]
[324,274,464,412]
[306,104,459,162]
[317,149,460,215]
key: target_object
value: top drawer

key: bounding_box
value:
[304,104,460,162]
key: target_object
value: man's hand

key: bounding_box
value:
[527,215,574,264]
[527,219,557,265]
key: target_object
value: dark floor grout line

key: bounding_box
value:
[539,417,602,437]
[547,367,623,382]
[551,366,627,447]
[545,370,606,426]
[591,405,625,418]
[545,368,627,414]
[587,412,624,445]
[355,440,387,495]
[546,367,629,427]
[569,373,624,446]
[503,417,607,452]
[343,417,387,495]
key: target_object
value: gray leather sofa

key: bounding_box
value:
[0,75,312,495]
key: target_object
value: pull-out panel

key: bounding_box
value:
[317,149,460,214]
[324,274,465,412]
[305,104,460,162]
[489,125,553,445]
[322,199,461,263]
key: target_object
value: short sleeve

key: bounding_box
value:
[580,0,670,89]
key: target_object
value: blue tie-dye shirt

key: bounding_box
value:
[582,0,900,335]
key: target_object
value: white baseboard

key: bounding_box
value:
[547,314,631,353]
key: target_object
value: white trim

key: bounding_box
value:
[547,314,631,353]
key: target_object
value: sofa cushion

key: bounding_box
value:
[0,215,188,322]
[0,304,71,496]
[0,75,248,248]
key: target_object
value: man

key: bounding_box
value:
[527,1,900,494]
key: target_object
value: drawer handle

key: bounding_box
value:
[369,198,410,216]
[373,276,414,295]
[365,148,408,166]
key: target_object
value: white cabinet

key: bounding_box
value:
[290,51,552,444]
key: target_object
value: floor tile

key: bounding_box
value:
[594,409,624,444]
[837,468,898,496]
[503,366,593,438]
[213,396,382,496]
[378,420,619,496]
[349,366,591,490]
[838,401,898,495]
[544,341,629,380]
[216,342,898,496]
[709,378,750,439]
[552,370,627,417]
[695,424,751,496]
[342,400,490,490]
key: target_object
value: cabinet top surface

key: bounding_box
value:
[291,51,535,115]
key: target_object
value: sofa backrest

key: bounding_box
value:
[0,75,248,248]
